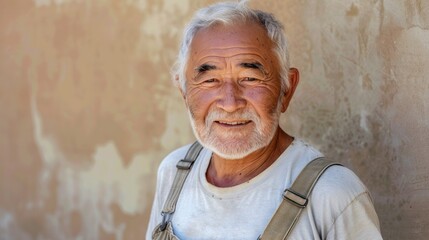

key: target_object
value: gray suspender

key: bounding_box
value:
[159,141,203,231]
[259,157,341,239]
[158,141,341,239]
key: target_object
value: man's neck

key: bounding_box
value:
[205,128,293,187]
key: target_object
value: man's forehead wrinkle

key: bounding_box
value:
[195,63,217,73]
[191,51,270,66]
[238,61,268,76]
[239,61,263,69]
[193,46,269,54]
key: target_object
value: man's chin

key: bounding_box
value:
[203,141,266,160]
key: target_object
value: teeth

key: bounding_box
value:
[218,121,248,125]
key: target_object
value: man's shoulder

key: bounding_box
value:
[320,165,366,190]
[310,164,369,210]
[306,164,381,238]
[158,143,195,173]
[290,139,367,199]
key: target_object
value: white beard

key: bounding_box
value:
[188,98,282,160]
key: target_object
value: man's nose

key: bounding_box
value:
[216,82,246,112]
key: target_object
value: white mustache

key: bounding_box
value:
[205,109,261,127]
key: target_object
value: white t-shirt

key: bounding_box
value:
[146,139,382,240]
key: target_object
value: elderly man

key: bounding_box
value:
[147,1,382,239]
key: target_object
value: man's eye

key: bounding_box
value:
[200,78,219,85]
[239,77,260,86]
[204,78,217,83]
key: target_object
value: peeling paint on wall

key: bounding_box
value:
[30,81,159,239]
[1,0,428,239]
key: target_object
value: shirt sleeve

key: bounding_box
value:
[326,192,383,240]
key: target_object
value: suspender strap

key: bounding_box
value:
[160,141,203,230]
[260,157,342,240]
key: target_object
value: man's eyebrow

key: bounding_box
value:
[194,63,217,73]
[238,62,267,74]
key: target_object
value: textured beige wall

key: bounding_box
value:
[0,0,428,239]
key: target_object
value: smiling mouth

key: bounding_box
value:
[215,120,252,126]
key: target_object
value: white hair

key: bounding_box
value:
[172,0,290,93]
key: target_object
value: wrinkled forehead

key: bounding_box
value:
[195,21,271,47]
[188,21,277,63]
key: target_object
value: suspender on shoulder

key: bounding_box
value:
[157,141,341,239]
[259,157,341,239]
[159,141,203,231]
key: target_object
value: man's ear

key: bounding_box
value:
[175,74,186,100]
[281,67,300,112]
